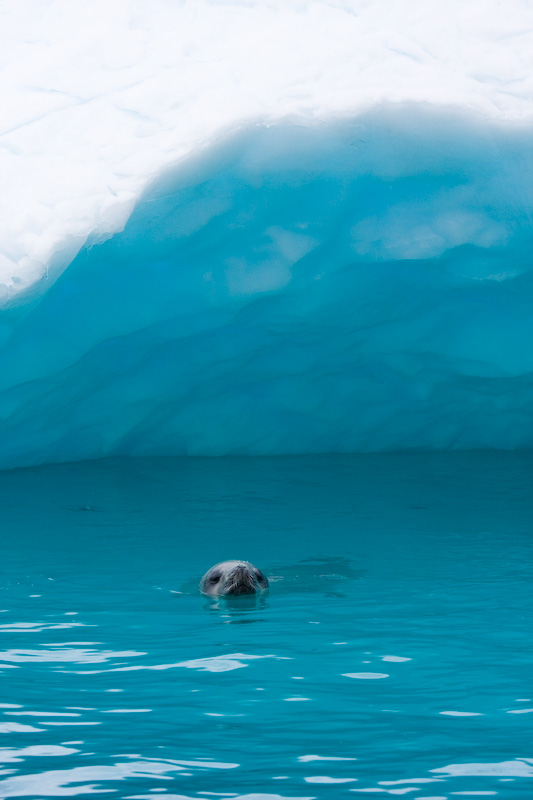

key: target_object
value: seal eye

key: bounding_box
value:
[209,573,220,584]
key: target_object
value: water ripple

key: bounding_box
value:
[0,757,239,798]
[68,653,291,674]
[432,759,533,777]
[0,647,144,664]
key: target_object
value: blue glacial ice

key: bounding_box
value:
[1,107,533,468]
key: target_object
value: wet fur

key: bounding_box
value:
[200,560,269,596]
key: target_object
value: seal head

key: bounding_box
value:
[200,560,269,596]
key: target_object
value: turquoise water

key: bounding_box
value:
[1,452,533,798]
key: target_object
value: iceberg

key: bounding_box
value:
[1,108,533,467]
[1,2,533,467]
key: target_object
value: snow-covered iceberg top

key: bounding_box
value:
[2,0,533,302]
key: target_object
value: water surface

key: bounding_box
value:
[1,453,533,798]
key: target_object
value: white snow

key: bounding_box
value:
[1,0,533,303]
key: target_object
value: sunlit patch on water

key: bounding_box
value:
[1,453,533,798]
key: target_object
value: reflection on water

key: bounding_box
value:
[1,453,533,798]
[205,592,269,618]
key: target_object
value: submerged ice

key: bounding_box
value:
[0,108,532,467]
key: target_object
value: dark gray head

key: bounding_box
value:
[200,560,269,596]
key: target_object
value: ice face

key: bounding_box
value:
[0,108,532,468]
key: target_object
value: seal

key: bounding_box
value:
[200,560,269,596]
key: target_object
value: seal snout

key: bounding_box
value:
[225,564,255,595]
[200,560,269,597]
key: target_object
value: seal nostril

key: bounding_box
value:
[232,565,247,578]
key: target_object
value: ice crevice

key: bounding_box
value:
[0,106,533,467]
